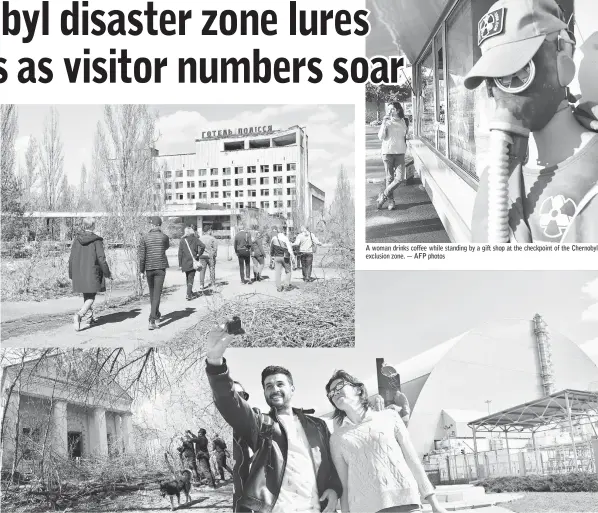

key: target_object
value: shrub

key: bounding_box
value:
[474,473,598,493]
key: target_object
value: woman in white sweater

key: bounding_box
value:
[326,370,447,513]
[377,102,409,211]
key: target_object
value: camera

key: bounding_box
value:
[225,316,245,335]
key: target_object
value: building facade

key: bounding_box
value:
[154,125,323,234]
[1,357,134,470]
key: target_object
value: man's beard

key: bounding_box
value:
[266,392,289,411]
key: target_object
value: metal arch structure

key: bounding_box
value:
[467,389,598,476]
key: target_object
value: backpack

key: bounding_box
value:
[237,232,251,256]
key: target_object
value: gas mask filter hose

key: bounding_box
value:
[487,129,513,243]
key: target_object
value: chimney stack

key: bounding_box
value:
[533,314,555,396]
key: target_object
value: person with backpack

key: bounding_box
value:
[178,224,206,300]
[205,324,342,513]
[234,222,253,284]
[199,225,218,289]
[293,225,322,282]
[270,226,295,292]
[69,217,112,331]
[212,433,233,482]
[250,229,267,282]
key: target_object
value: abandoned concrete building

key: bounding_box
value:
[1,356,134,470]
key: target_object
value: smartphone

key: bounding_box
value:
[225,316,245,335]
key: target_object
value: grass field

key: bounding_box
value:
[504,492,598,512]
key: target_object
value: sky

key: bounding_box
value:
[13,104,355,205]
[221,271,598,417]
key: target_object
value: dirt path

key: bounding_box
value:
[1,257,343,348]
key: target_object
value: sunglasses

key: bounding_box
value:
[238,391,249,400]
[327,380,349,399]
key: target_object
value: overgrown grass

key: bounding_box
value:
[173,270,356,348]
[504,492,598,512]
[475,473,598,493]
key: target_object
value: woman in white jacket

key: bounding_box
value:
[326,370,447,513]
[377,102,409,211]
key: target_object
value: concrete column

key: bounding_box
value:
[51,399,68,457]
[518,452,527,476]
[591,439,598,476]
[121,413,134,454]
[196,216,203,235]
[114,414,123,455]
[1,391,21,470]
[90,407,108,457]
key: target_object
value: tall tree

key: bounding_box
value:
[23,136,39,208]
[39,107,64,210]
[93,105,160,295]
[1,105,25,240]
[327,165,355,251]
[58,175,75,211]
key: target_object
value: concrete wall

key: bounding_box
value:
[408,320,598,457]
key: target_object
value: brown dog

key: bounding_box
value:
[159,469,192,510]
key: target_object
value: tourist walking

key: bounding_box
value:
[293,225,322,282]
[199,225,218,289]
[138,216,170,330]
[69,217,112,331]
[234,223,253,284]
[377,102,409,211]
[250,229,267,282]
[270,226,295,292]
[178,224,206,300]
[325,370,447,513]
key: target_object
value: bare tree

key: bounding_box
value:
[23,135,39,208]
[58,174,75,211]
[93,105,161,295]
[1,105,25,240]
[327,165,355,252]
[39,107,65,211]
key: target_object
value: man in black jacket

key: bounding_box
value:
[205,325,342,513]
[234,223,253,284]
[138,216,170,330]
[186,428,216,487]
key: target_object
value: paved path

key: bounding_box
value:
[1,254,340,349]
[365,125,450,243]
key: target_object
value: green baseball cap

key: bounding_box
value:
[464,0,567,90]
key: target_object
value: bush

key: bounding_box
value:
[474,473,598,493]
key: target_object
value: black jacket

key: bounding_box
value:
[68,231,112,293]
[178,234,206,272]
[138,228,170,273]
[206,359,343,513]
[234,230,252,256]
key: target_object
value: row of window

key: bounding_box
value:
[161,163,296,179]
[164,176,296,189]
[164,195,293,210]
[415,0,496,182]
[162,188,296,197]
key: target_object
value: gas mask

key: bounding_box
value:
[483,29,576,242]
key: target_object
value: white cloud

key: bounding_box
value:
[309,148,335,163]
[582,278,598,300]
[582,304,598,322]
[306,107,339,124]
[341,122,355,139]
[580,338,598,369]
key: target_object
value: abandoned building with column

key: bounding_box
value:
[323,314,598,480]
[1,356,134,470]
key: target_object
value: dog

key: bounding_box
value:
[159,468,192,511]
